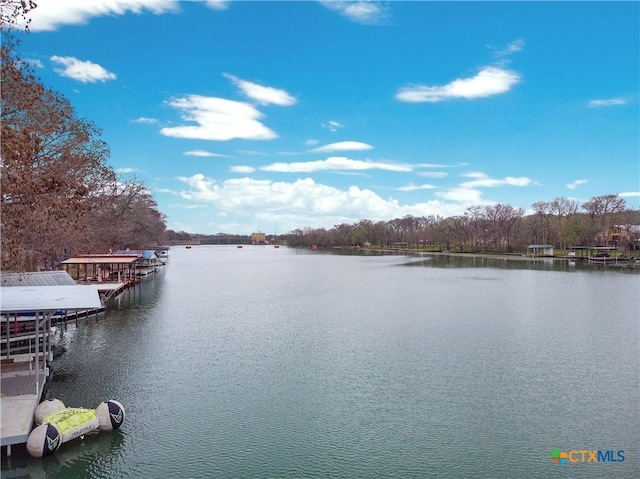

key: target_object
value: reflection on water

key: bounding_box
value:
[406,254,584,271]
[332,248,640,273]
[2,429,124,479]
[2,246,638,478]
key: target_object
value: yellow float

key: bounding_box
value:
[26,398,125,458]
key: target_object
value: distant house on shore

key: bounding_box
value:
[606,225,640,251]
[527,244,554,256]
[251,232,267,245]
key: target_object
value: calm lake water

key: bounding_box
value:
[3,246,639,478]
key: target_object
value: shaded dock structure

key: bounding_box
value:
[61,254,139,301]
[1,284,102,456]
[112,249,162,276]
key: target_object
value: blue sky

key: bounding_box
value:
[16,0,640,235]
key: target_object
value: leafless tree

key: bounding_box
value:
[1,37,115,270]
[0,0,37,32]
[1,36,166,271]
[531,201,554,245]
[483,204,524,252]
[581,194,627,245]
[546,197,579,249]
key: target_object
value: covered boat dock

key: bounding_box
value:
[567,246,619,259]
[526,244,555,257]
[60,255,138,301]
[61,254,139,284]
[0,285,102,456]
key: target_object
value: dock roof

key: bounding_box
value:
[61,255,138,265]
[1,271,76,287]
[0,285,102,314]
[114,249,158,259]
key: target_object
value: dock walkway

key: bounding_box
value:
[1,368,46,454]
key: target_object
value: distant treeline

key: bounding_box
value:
[284,195,639,254]
[161,231,256,245]
[198,233,251,245]
[170,195,639,255]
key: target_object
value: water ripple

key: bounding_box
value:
[6,246,635,479]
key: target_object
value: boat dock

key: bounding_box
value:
[1,255,165,456]
[1,365,46,454]
[1,285,103,456]
[60,251,165,300]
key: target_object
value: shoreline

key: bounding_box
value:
[358,248,567,261]
[355,247,640,268]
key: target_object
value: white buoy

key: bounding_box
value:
[95,400,126,431]
[34,399,66,425]
[26,423,62,458]
[27,398,126,458]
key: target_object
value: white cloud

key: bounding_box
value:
[131,117,158,124]
[183,150,226,157]
[428,172,532,204]
[322,120,343,132]
[435,188,484,203]
[459,172,532,188]
[319,1,389,25]
[261,157,412,173]
[160,95,277,141]
[566,179,587,190]
[182,150,226,158]
[588,98,626,108]
[50,55,116,83]
[494,38,525,59]
[417,171,448,179]
[25,58,44,68]
[28,0,179,31]
[416,163,460,168]
[396,183,437,192]
[309,141,373,153]
[174,174,468,232]
[305,139,320,146]
[504,38,525,54]
[230,165,256,174]
[205,0,230,10]
[168,202,207,210]
[618,191,640,198]
[116,167,139,174]
[396,67,520,103]
[224,73,296,106]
